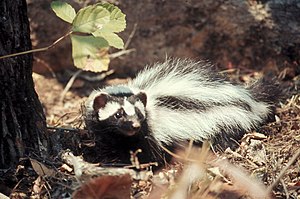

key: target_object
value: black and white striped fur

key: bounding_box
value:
[84,59,280,166]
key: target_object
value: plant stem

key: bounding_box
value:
[0,30,73,60]
[267,148,300,194]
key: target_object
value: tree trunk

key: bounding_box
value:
[0,0,48,169]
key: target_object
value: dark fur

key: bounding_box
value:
[248,78,282,122]
[83,112,166,166]
[156,96,252,112]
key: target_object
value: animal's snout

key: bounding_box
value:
[131,121,141,130]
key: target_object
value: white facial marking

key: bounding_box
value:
[123,98,136,116]
[135,101,146,116]
[98,102,121,120]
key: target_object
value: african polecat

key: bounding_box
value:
[83,58,280,166]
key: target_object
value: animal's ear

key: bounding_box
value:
[136,91,147,107]
[93,93,109,111]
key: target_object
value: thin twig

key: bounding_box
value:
[59,69,82,103]
[267,149,300,194]
[0,30,72,60]
[109,48,136,59]
[219,68,237,74]
[184,139,194,159]
[160,144,203,163]
[49,112,79,127]
[124,23,137,49]
[109,23,137,60]
[280,179,289,199]
[47,126,80,132]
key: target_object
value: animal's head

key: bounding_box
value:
[91,87,147,136]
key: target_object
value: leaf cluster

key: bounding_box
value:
[51,1,126,72]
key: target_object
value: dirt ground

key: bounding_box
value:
[28,0,300,75]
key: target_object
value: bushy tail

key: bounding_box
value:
[247,77,282,122]
[248,78,282,104]
[129,58,280,145]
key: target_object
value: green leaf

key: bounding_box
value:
[51,1,76,23]
[72,4,110,33]
[92,31,124,49]
[90,3,126,49]
[70,34,110,72]
[99,3,126,33]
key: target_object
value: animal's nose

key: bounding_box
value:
[131,121,141,130]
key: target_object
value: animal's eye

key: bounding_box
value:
[114,111,123,119]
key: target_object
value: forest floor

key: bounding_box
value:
[2,65,299,198]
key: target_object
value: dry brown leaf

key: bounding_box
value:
[32,176,45,195]
[215,159,271,199]
[30,158,56,177]
[207,167,232,184]
[287,181,300,190]
[241,131,267,144]
[247,139,267,165]
[60,163,73,173]
[72,174,132,199]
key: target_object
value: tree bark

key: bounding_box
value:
[0,0,48,169]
